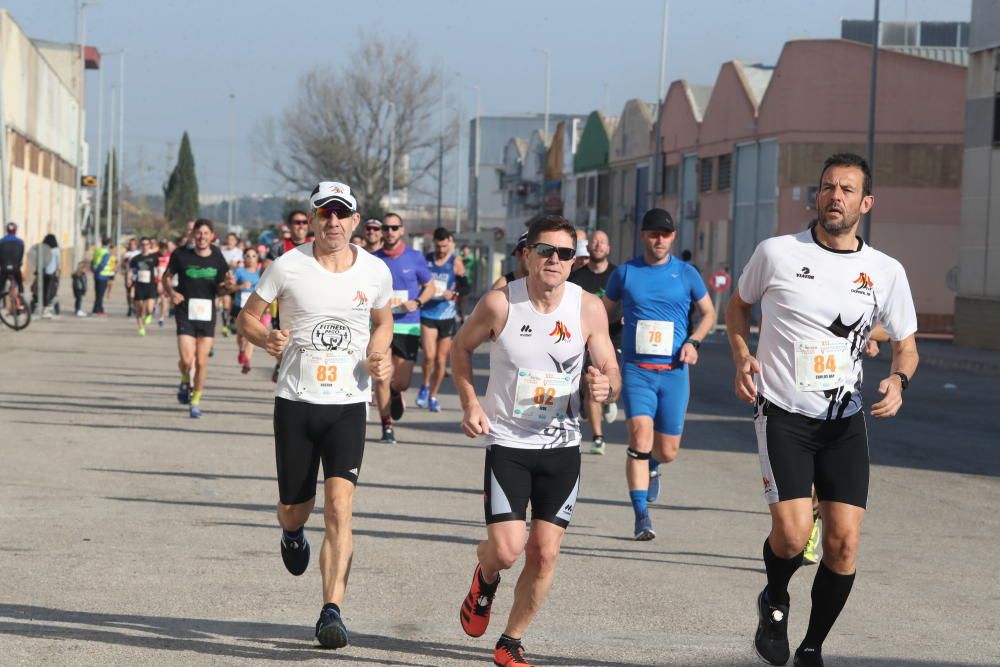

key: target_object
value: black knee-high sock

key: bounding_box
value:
[763,536,803,606]
[800,561,855,649]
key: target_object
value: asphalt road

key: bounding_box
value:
[1,304,997,666]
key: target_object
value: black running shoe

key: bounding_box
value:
[390,390,405,420]
[793,646,823,667]
[314,605,349,649]
[281,533,310,576]
[754,588,790,665]
[176,382,191,405]
[380,424,396,445]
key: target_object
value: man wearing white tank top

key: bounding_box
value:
[452,215,621,667]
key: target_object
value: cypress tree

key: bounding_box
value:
[164,132,200,224]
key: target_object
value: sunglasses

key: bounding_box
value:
[364,225,382,232]
[316,206,353,220]
[382,225,402,232]
[290,219,309,225]
[529,242,575,261]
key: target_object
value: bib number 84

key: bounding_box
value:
[813,355,836,374]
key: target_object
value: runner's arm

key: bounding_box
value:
[452,289,507,436]
[582,293,621,404]
[368,304,393,356]
[412,280,435,309]
[236,292,285,354]
[161,268,182,304]
[678,294,717,364]
[725,291,760,404]
[871,333,919,418]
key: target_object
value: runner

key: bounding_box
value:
[236,180,393,650]
[602,208,716,540]
[126,237,160,336]
[232,246,262,374]
[372,212,433,444]
[121,238,140,317]
[269,211,312,381]
[361,218,383,253]
[726,153,918,667]
[453,214,620,667]
[220,232,244,337]
[416,226,465,412]
[490,231,528,290]
[569,230,622,455]
[162,219,235,418]
[155,239,173,327]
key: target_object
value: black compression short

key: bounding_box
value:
[134,284,157,302]
[274,398,367,505]
[754,398,869,509]
[175,302,216,338]
[420,316,455,339]
[484,445,581,528]
[391,332,421,361]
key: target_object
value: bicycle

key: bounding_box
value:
[0,275,31,330]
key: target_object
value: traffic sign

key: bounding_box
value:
[710,269,731,292]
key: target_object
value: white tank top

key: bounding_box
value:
[484,278,585,450]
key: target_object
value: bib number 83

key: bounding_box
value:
[813,355,836,374]
[315,365,338,382]
[533,386,556,405]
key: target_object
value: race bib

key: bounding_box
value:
[512,368,573,422]
[390,289,409,314]
[433,277,449,298]
[794,339,852,392]
[137,269,152,284]
[635,320,674,356]
[298,350,354,398]
[188,298,212,322]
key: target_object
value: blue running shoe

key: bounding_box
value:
[648,469,661,503]
[416,385,430,408]
[633,515,656,541]
[189,404,202,419]
[428,396,441,412]
[314,605,349,649]
[176,382,191,405]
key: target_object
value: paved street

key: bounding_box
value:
[1,300,998,666]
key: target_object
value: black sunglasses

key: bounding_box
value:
[382,225,402,232]
[290,219,309,225]
[364,225,382,232]
[316,206,353,220]
[529,242,575,262]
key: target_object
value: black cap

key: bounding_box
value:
[511,231,529,256]
[641,208,675,232]
[5,222,16,233]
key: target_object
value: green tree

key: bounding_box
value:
[99,149,119,231]
[164,132,200,224]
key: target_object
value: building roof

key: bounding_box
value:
[884,45,968,66]
[737,62,774,107]
[687,85,712,122]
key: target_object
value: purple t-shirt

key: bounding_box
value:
[374,245,432,327]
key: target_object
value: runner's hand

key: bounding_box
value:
[403,300,419,313]
[461,403,491,438]
[366,351,392,382]
[170,292,185,305]
[679,342,699,365]
[584,366,611,403]
[735,354,760,404]
[865,339,880,357]
[442,290,455,300]
[870,375,903,418]
[265,329,290,358]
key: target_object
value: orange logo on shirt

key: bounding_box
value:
[352,291,368,308]
[852,272,873,290]
[549,321,571,343]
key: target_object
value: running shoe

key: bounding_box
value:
[208,346,215,357]
[76,310,88,317]
[380,424,396,445]
[144,314,152,324]
[634,515,656,541]
[158,318,164,328]
[460,564,500,638]
[189,404,202,419]
[754,588,791,666]
[390,390,405,420]
[314,605,349,649]
[794,646,823,667]
[137,327,146,336]
[281,532,310,576]
[220,326,230,338]
[803,510,820,565]
[493,637,532,666]
[603,402,618,424]
[428,396,441,412]
[241,363,252,375]
[647,468,661,503]
[589,436,606,455]
[416,385,430,408]
[176,382,192,405]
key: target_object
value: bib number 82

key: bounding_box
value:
[533,386,556,405]
[315,365,338,382]
[813,355,836,374]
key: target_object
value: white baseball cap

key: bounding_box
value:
[575,238,590,258]
[310,181,357,212]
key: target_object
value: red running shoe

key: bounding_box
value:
[460,564,499,638]
[493,637,532,666]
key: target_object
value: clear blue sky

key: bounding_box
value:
[3,0,972,202]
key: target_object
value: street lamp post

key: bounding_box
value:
[115,50,125,248]
[227,93,235,231]
[648,0,669,221]
[467,85,481,232]
[92,49,103,248]
[106,85,116,242]
[73,1,94,264]
[455,102,463,234]
[437,82,445,226]
[862,0,881,243]
[533,48,550,144]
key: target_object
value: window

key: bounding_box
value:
[587,175,596,207]
[717,154,732,191]
[699,158,714,193]
[663,164,679,196]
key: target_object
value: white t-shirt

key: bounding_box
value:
[737,228,917,420]
[255,243,392,405]
[221,246,244,267]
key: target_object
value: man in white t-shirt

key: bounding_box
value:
[452,215,620,667]
[727,153,919,667]
[237,181,393,651]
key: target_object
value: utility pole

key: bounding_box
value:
[533,49,550,144]
[862,0,880,243]
[437,82,445,226]
[73,1,93,264]
[648,0,669,224]
[468,85,481,232]
[115,50,125,247]
[92,49,103,248]
[455,104,464,234]
[106,85,116,242]
[228,93,236,231]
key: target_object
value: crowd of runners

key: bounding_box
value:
[69,152,917,667]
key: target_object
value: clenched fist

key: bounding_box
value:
[366,351,392,382]
[265,329,290,358]
[584,366,611,404]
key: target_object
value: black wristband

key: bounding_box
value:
[892,371,909,391]
[684,338,701,350]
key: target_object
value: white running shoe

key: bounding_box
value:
[603,402,618,424]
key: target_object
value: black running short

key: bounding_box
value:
[753,397,869,509]
[134,283,157,301]
[420,316,456,339]
[391,332,421,361]
[274,398,367,505]
[175,302,216,338]
[484,445,581,528]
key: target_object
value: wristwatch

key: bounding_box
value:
[892,371,909,391]
[684,338,701,350]
[414,298,425,309]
